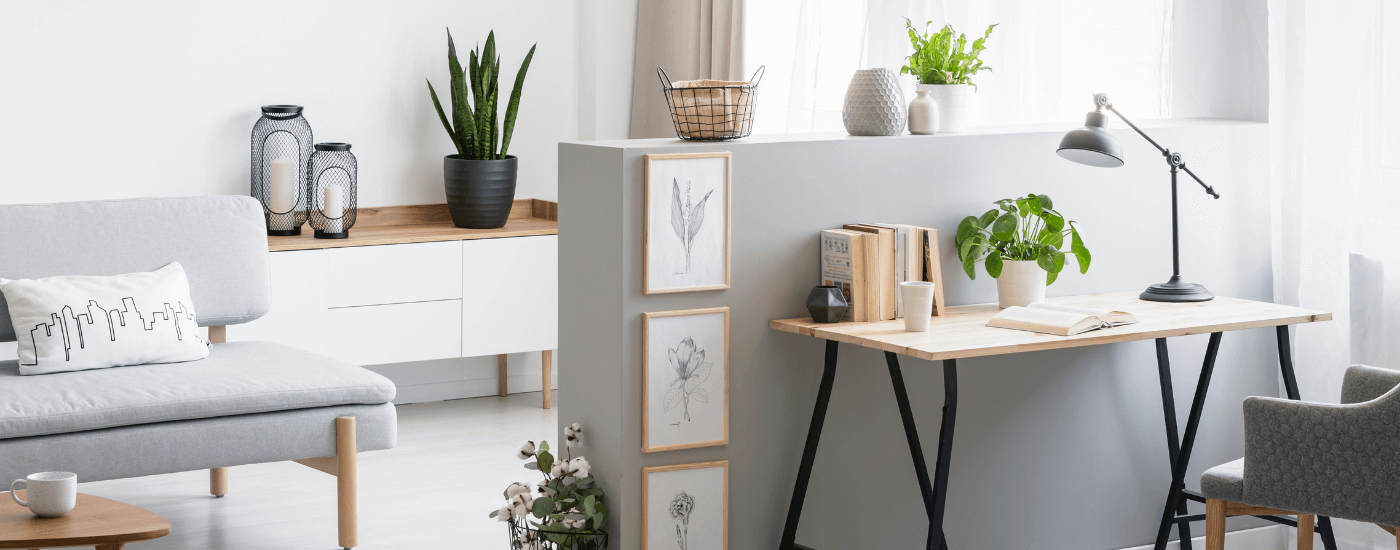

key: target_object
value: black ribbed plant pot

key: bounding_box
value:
[444,154,518,229]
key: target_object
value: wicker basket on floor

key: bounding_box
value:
[658,66,764,140]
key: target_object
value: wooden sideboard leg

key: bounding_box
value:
[336,416,358,549]
[498,354,509,397]
[210,467,228,497]
[542,350,553,409]
[96,545,124,550]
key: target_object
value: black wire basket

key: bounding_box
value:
[508,521,608,550]
[306,142,357,239]
[657,66,764,141]
[251,105,313,236]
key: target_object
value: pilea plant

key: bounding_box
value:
[955,194,1091,285]
[900,18,997,88]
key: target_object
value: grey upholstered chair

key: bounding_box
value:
[1201,364,1400,550]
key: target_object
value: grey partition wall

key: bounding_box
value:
[559,121,1287,550]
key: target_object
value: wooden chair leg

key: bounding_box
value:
[498,354,509,397]
[1297,514,1314,550]
[336,416,357,550]
[210,467,228,497]
[1205,499,1227,550]
[542,350,552,409]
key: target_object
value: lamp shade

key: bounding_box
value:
[1057,110,1124,168]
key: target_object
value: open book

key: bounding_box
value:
[987,303,1139,336]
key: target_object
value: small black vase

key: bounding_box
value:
[444,154,518,229]
[806,285,849,323]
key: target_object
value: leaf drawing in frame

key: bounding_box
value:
[670,178,714,275]
[665,336,712,422]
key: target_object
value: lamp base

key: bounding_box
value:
[1140,275,1214,302]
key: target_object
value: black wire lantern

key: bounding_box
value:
[251,105,313,236]
[307,142,357,239]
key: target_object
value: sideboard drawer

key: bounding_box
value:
[319,299,463,365]
[327,241,463,308]
[461,235,558,356]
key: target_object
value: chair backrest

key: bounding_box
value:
[0,196,272,342]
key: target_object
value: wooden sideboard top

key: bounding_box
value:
[268,199,558,252]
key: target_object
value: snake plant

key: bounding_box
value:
[427,29,536,160]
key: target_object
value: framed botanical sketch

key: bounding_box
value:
[642,307,729,453]
[644,152,731,294]
[642,461,728,550]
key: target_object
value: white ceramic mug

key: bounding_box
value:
[11,471,77,517]
[901,281,936,331]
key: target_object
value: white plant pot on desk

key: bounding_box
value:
[997,260,1045,308]
[919,83,968,132]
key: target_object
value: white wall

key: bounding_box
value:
[0,0,590,205]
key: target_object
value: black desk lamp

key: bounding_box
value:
[1057,93,1220,302]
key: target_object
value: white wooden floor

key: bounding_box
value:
[82,391,557,550]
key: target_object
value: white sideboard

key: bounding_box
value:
[228,200,559,407]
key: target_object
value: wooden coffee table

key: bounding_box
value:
[0,493,169,549]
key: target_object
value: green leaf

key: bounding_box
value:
[537,450,554,474]
[985,250,1003,278]
[955,216,979,246]
[525,461,539,470]
[500,43,535,158]
[962,255,977,280]
[532,497,555,518]
[978,208,999,228]
[445,29,477,157]
[1037,229,1063,248]
[1042,211,1064,233]
[538,440,549,452]
[957,233,980,261]
[1071,229,1091,273]
[1035,194,1053,210]
[991,212,1018,241]
[1046,269,1059,285]
[1025,195,1043,216]
[1037,248,1065,274]
[583,495,596,516]
[426,80,461,155]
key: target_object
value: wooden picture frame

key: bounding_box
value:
[642,460,728,550]
[642,307,729,453]
[643,152,732,294]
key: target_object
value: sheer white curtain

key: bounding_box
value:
[1270,1,1400,545]
[744,0,1174,134]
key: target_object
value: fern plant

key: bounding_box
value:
[899,18,997,88]
[427,29,536,160]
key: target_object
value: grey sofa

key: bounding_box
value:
[0,196,397,549]
[1200,364,1400,550]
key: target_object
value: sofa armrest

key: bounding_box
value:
[1242,393,1400,527]
[1341,364,1400,405]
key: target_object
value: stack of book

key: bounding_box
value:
[819,224,946,322]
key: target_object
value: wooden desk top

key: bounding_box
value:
[771,291,1331,362]
[0,493,170,548]
[268,199,558,252]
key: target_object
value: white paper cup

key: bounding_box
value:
[901,281,936,332]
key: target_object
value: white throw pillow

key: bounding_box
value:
[0,262,209,375]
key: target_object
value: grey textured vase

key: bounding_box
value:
[842,68,907,136]
[806,285,849,323]
[443,155,518,229]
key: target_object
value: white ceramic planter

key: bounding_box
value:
[919,83,968,132]
[843,69,907,136]
[996,260,1046,308]
[907,90,937,135]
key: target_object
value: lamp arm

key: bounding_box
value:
[1102,102,1221,199]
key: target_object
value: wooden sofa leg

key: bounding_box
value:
[542,350,552,409]
[1205,499,1226,550]
[1297,514,1314,550]
[210,467,228,497]
[336,416,357,549]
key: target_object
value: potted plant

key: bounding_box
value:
[491,423,609,549]
[954,194,1091,308]
[427,29,536,229]
[899,19,996,133]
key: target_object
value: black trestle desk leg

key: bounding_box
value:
[780,339,839,550]
[1276,326,1339,550]
[1154,338,1194,550]
[1154,333,1222,550]
[930,359,957,550]
[885,352,950,550]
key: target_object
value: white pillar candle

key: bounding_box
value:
[269,158,295,212]
[323,183,344,233]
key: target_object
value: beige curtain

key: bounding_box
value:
[629,0,745,139]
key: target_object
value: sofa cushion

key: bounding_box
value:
[0,341,396,440]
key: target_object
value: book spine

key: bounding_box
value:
[819,231,860,322]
